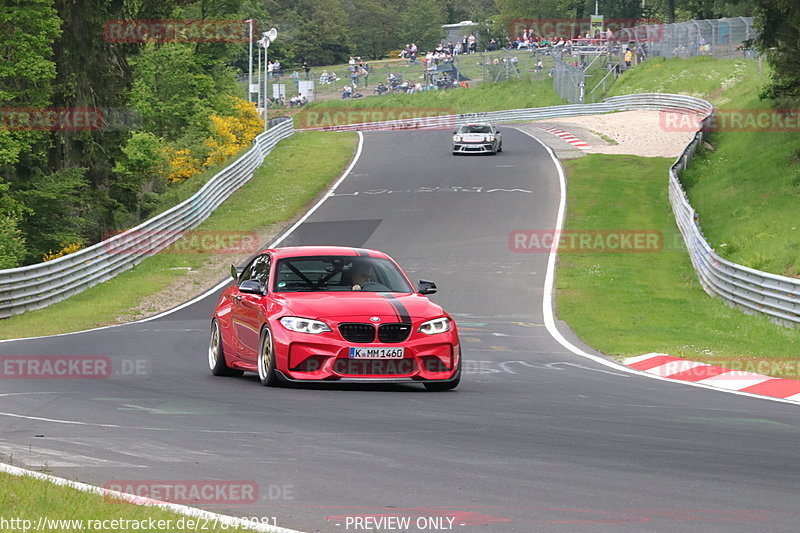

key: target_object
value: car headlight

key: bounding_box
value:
[485,135,495,141]
[280,316,331,334]
[418,317,451,335]
[453,135,462,142]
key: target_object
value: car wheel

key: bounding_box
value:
[497,143,503,153]
[258,327,281,387]
[209,319,243,377]
[423,355,461,391]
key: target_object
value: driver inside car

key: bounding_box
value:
[350,262,389,291]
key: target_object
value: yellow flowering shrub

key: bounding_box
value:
[42,242,84,262]
[204,97,262,167]
[166,148,202,183]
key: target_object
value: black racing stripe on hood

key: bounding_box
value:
[381,294,412,324]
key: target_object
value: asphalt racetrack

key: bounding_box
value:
[2,128,800,533]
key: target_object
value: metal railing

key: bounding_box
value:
[299,93,710,132]
[0,120,294,319]
[668,111,800,326]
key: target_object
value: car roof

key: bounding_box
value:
[265,246,392,260]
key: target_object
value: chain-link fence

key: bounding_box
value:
[552,52,586,104]
[617,17,756,59]
[551,17,758,104]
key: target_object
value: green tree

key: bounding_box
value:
[400,0,447,51]
[128,43,237,140]
[0,0,61,168]
[0,215,26,269]
[113,132,168,218]
[346,0,401,60]
[755,0,800,106]
[13,167,89,262]
[0,180,29,269]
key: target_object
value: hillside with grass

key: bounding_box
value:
[608,56,799,278]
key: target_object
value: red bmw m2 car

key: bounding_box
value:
[209,246,461,390]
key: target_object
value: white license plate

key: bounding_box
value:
[349,347,405,359]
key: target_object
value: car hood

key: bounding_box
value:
[459,133,491,142]
[275,292,445,323]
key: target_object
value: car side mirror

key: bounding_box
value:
[238,279,264,295]
[418,280,437,295]
[452,130,457,134]
[231,264,244,281]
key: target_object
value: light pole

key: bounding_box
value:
[256,36,262,110]
[259,28,278,131]
[246,19,254,103]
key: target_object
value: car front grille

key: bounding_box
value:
[339,323,375,343]
[378,323,411,343]
[333,359,415,376]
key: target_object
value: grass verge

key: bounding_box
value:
[0,471,254,532]
[0,131,357,340]
[556,154,800,377]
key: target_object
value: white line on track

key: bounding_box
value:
[513,127,798,407]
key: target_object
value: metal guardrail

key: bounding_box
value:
[0,120,294,318]
[668,111,800,326]
[299,93,711,132]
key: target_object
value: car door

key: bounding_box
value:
[232,254,271,362]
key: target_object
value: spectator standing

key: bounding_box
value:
[624,48,633,68]
[303,61,311,80]
[291,70,300,90]
[467,33,477,53]
[361,65,369,87]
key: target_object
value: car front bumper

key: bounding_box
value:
[453,142,496,153]
[272,327,461,382]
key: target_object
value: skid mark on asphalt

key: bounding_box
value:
[0,444,145,468]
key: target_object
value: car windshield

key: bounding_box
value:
[273,256,413,293]
[460,125,491,134]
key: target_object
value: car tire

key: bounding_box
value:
[497,143,503,153]
[209,319,244,377]
[423,354,461,391]
[258,327,281,387]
